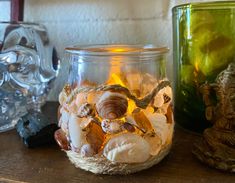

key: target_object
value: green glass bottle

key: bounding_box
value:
[172,1,235,132]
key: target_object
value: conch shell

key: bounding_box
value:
[96,92,128,119]
[103,133,150,163]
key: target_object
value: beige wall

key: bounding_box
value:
[24,0,230,100]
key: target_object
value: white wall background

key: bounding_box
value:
[0,1,10,21]
[24,0,230,101]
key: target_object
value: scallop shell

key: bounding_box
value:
[101,119,123,134]
[103,133,150,163]
[96,92,128,119]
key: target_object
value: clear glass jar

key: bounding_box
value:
[172,2,235,132]
[55,44,174,174]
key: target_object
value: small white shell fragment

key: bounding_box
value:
[147,113,170,145]
[59,91,67,105]
[103,133,150,163]
[68,114,87,149]
[80,144,95,157]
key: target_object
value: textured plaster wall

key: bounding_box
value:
[24,0,229,101]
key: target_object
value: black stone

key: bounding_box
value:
[16,111,59,148]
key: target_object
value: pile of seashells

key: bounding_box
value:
[55,73,174,174]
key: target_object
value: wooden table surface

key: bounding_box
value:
[0,102,234,183]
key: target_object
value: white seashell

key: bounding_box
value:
[101,119,123,134]
[153,86,173,113]
[68,114,87,149]
[147,113,170,145]
[144,134,162,156]
[68,100,79,114]
[103,133,150,163]
[59,91,67,105]
[59,107,70,135]
[80,144,95,157]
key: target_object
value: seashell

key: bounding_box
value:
[59,107,70,135]
[80,117,93,129]
[80,144,95,157]
[96,92,128,120]
[122,122,135,133]
[125,72,142,96]
[68,100,79,114]
[166,105,174,124]
[57,105,62,122]
[86,122,105,153]
[147,113,171,145]
[59,91,67,105]
[153,86,173,113]
[75,93,87,107]
[103,133,150,163]
[144,133,162,156]
[101,119,123,134]
[68,114,87,149]
[77,103,95,118]
[87,92,101,104]
[54,129,70,150]
[132,110,155,133]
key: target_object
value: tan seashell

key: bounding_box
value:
[68,114,87,149]
[101,119,123,134]
[54,129,70,151]
[103,133,150,163]
[96,92,128,120]
[77,103,95,118]
[86,122,105,153]
[132,110,155,133]
[166,105,174,124]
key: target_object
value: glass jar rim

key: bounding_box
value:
[65,44,169,57]
[172,1,235,13]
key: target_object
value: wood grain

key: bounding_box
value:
[0,102,234,183]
